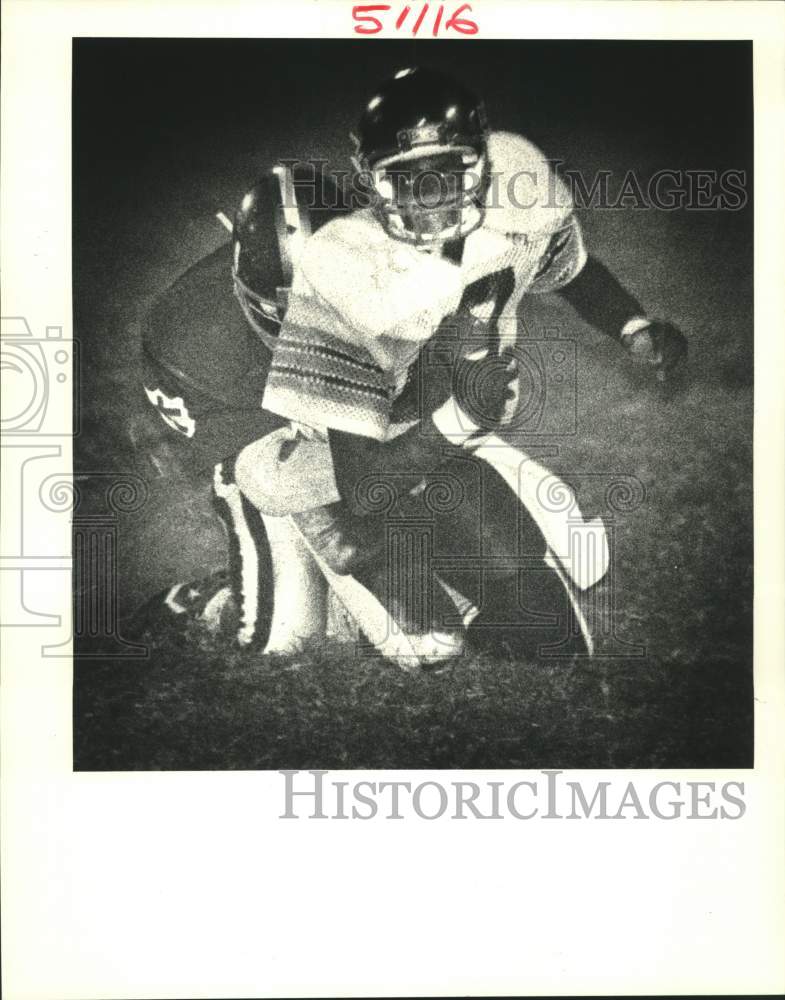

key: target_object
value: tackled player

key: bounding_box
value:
[139,67,688,666]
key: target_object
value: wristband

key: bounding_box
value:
[620,316,652,341]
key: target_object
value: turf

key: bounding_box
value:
[74,633,751,771]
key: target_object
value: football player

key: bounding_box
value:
[140,161,488,663]
[139,164,351,651]
[140,66,687,664]
[237,66,687,660]
[140,160,484,661]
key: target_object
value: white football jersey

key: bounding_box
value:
[263,131,587,440]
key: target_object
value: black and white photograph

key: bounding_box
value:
[72,37,754,770]
[3,2,784,997]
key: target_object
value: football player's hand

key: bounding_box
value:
[622,320,688,381]
[453,347,520,430]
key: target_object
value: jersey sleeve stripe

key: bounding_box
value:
[263,321,393,440]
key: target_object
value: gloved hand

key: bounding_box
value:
[621,319,688,381]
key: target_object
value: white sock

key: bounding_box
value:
[260,513,328,654]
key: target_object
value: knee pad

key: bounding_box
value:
[234,426,341,517]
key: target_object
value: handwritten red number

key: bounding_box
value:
[353,2,478,36]
[412,3,428,33]
[395,5,410,27]
[353,4,391,34]
[445,3,478,34]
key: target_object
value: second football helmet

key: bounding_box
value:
[232,162,348,348]
[352,67,490,247]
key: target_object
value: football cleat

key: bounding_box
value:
[127,569,242,643]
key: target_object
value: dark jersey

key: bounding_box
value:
[141,242,285,472]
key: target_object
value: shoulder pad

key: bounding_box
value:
[484,130,574,236]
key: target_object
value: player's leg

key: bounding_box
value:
[232,437,329,652]
[235,425,466,668]
[132,452,330,653]
[259,512,329,653]
[125,460,268,647]
[433,444,603,658]
[290,502,466,668]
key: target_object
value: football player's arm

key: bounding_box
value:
[326,339,520,504]
[555,254,688,377]
[556,253,644,338]
[329,419,445,502]
[514,151,687,380]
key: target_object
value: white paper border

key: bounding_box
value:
[2,1,784,997]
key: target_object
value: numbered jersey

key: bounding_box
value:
[141,243,286,472]
[263,131,587,440]
[141,164,348,471]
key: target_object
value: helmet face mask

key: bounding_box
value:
[232,238,285,350]
[354,67,489,249]
[369,148,487,247]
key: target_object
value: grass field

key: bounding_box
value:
[75,636,751,771]
[72,40,753,771]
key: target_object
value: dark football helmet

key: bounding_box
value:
[352,67,489,247]
[232,162,348,348]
